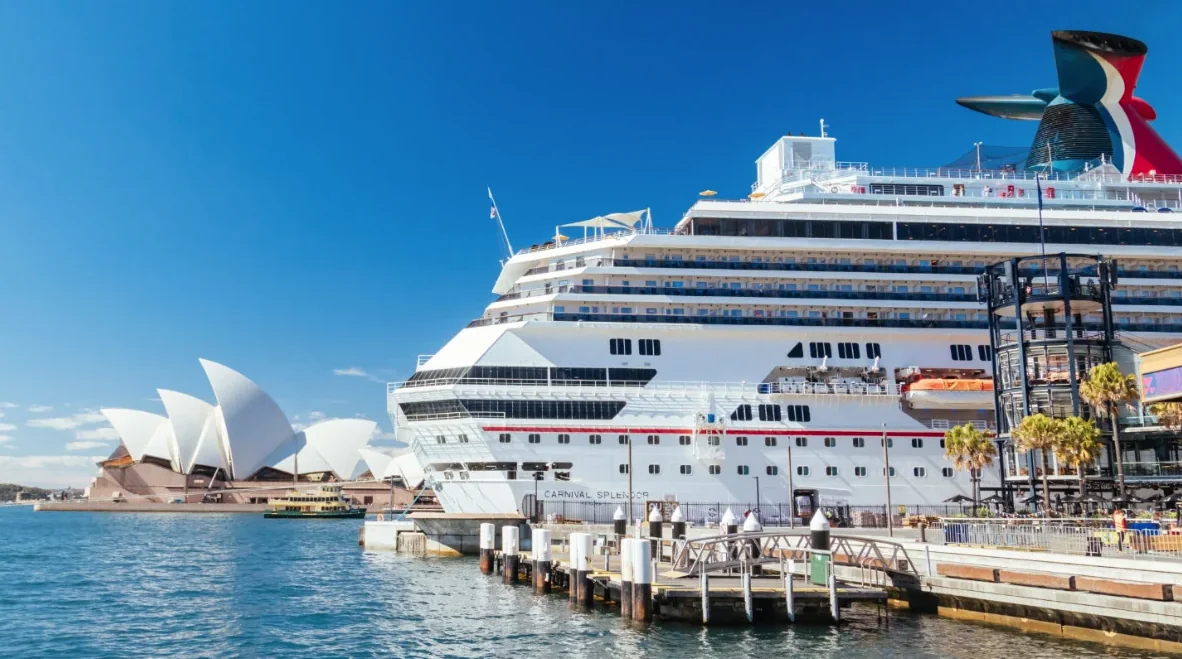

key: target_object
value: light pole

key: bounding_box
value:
[533,471,544,523]
[882,424,894,537]
[754,476,761,516]
[786,444,795,529]
[974,141,983,174]
[626,431,633,523]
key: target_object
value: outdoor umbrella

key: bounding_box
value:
[944,494,975,503]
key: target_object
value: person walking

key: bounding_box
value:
[1113,508,1129,552]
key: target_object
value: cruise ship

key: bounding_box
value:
[387,30,1182,519]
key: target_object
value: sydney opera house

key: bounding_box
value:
[87,359,422,509]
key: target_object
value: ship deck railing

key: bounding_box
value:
[755,161,1182,187]
[390,377,908,398]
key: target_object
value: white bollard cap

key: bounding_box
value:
[810,509,831,531]
[743,511,762,532]
[502,525,520,553]
[631,539,654,584]
[670,506,684,523]
[648,505,664,522]
[620,538,634,582]
[613,506,626,521]
[721,508,736,526]
[575,532,594,570]
[532,528,552,561]
[480,522,496,549]
[568,532,585,568]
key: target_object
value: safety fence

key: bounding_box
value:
[535,500,980,527]
[939,518,1182,561]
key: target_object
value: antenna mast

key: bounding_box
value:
[819,118,828,138]
[487,187,515,258]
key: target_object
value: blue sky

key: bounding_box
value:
[1,2,1179,487]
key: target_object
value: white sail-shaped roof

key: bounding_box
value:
[265,433,334,475]
[385,451,425,489]
[159,389,228,474]
[303,419,376,478]
[359,447,394,480]
[101,409,170,462]
[143,423,179,471]
[200,358,294,480]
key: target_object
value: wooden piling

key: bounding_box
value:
[568,532,585,604]
[502,526,519,585]
[574,532,594,608]
[533,528,552,594]
[632,539,653,622]
[620,538,634,619]
[479,523,495,575]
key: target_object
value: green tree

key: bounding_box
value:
[1055,416,1103,501]
[1149,402,1182,431]
[1012,413,1063,513]
[1079,362,1139,497]
[943,424,997,506]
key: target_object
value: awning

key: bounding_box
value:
[561,209,646,231]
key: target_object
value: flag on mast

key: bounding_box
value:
[487,187,514,257]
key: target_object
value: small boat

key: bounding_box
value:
[264,483,366,519]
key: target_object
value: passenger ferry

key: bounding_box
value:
[387,30,1182,518]
[264,484,366,519]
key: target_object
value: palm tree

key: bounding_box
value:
[1080,362,1139,497]
[943,423,997,506]
[1149,402,1182,431]
[1012,413,1063,513]
[1055,416,1103,501]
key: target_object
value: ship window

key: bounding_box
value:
[837,342,861,359]
[558,434,570,444]
[826,466,838,476]
[708,436,720,446]
[795,437,807,447]
[852,437,864,448]
[639,339,662,356]
[758,404,781,421]
[680,465,692,475]
[950,344,972,361]
[619,464,628,474]
[913,467,927,478]
[942,467,955,478]
[940,438,946,448]
[823,437,836,448]
[787,342,804,358]
[765,436,777,447]
[808,342,832,359]
[609,338,633,355]
[735,436,748,446]
[786,405,811,422]
[619,434,630,445]
[458,434,469,444]
[884,466,896,477]
[911,438,923,448]
[648,464,661,474]
[647,435,660,445]
[731,404,753,421]
[555,471,570,481]
[435,435,446,444]
[854,466,867,477]
[709,465,721,475]
[679,435,691,445]
[882,438,893,448]
[766,466,779,475]
[589,434,602,445]
[797,466,810,476]
[866,343,882,359]
[528,434,541,444]
[737,465,750,475]
[978,345,993,361]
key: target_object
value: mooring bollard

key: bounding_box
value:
[533,528,552,594]
[613,506,627,538]
[670,505,686,541]
[648,506,664,559]
[479,523,496,575]
[568,532,585,604]
[632,539,653,622]
[809,510,831,585]
[502,526,520,585]
[742,512,763,576]
[576,532,594,608]
[721,508,738,568]
[700,570,710,624]
[620,538,634,619]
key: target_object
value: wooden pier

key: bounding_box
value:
[479,526,909,625]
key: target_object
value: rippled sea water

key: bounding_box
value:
[0,507,1165,658]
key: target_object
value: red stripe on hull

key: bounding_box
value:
[480,425,947,438]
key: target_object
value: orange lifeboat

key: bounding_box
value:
[901,378,995,409]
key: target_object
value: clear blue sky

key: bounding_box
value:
[1,2,1179,486]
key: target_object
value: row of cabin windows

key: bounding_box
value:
[609,338,662,356]
[794,466,955,478]
[617,464,954,477]
[495,433,943,449]
[621,464,783,476]
[950,344,993,361]
[798,342,882,360]
[731,404,809,422]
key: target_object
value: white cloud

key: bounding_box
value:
[0,402,16,409]
[27,411,107,430]
[75,427,120,441]
[0,455,104,488]
[27,405,53,413]
[66,441,108,451]
[290,411,329,432]
[333,367,384,384]
[0,423,15,432]
[0,435,13,444]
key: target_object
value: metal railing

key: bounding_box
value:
[939,518,1182,561]
[514,228,674,256]
[388,377,901,397]
[670,530,917,578]
[536,501,986,527]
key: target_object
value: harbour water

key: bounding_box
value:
[0,507,1165,658]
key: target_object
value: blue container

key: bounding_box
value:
[1129,520,1160,535]
[706,413,716,423]
[944,523,969,544]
